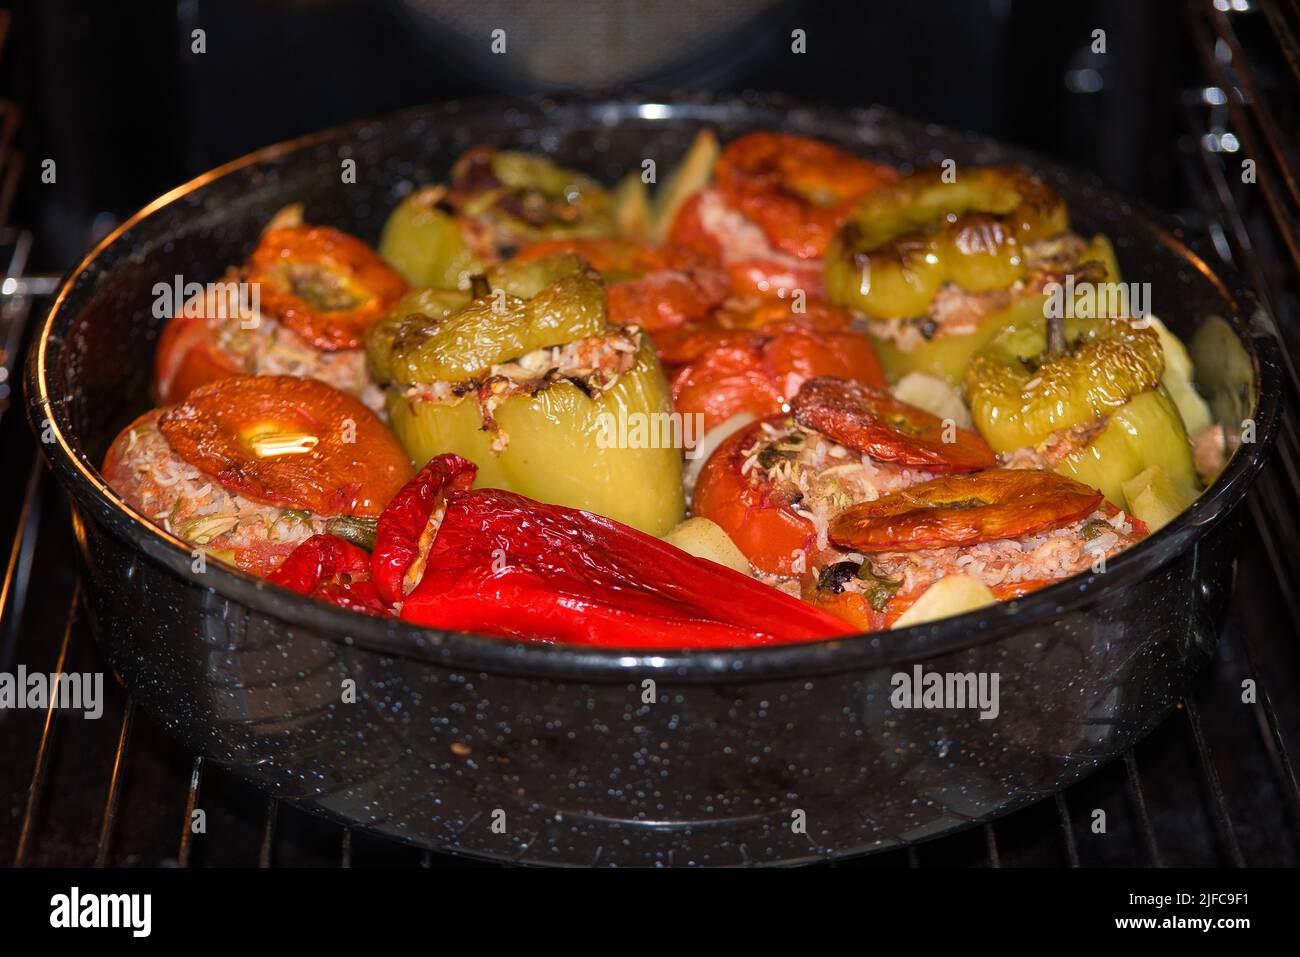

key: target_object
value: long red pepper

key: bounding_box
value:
[397,464,850,648]
[268,534,390,616]
[370,453,477,606]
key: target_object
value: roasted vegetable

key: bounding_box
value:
[714,132,900,260]
[395,458,848,648]
[791,376,995,473]
[612,171,654,242]
[379,257,607,382]
[158,375,413,517]
[660,517,751,574]
[667,191,827,300]
[691,418,818,577]
[663,300,887,431]
[1054,389,1198,511]
[378,147,616,291]
[511,237,728,332]
[890,372,972,429]
[966,316,1165,452]
[890,574,998,628]
[662,132,897,301]
[364,287,472,385]
[652,129,721,243]
[964,315,1198,509]
[825,165,1069,319]
[829,469,1103,553]
[1145,315,1213,436]
[863,235,1122,384]
[246,226,408,350]
[366,253,685,535]
[377,185,487,290]
[1121,464,1198,532]
[268,534,389,615]
[371,453,478,605]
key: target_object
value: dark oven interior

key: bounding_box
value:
[2,0,1298,867]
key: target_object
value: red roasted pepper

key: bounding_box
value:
[268,534,389,616]
[394,456,849,648]
[370,453,478,607]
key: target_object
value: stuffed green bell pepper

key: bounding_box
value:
[365,253,685,535]
[963,314,1199,512]
[861,235,1126,385]
[825,165,1128,385]
[378,147,616,290]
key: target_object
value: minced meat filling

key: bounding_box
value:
[741,418,933,555]
[190,280,383,412]
[998,418,1108,471]
[849,507,1143,599]
[402,326,642,453]
[742,419,1145,605]
[866,234,1095,350]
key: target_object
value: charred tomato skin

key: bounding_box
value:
[714,132,901,260]
[792,376,996,473]
[247,225,408,351]
[663,302,887,431]
[158,375,413,517]
[666,192,826,300]
[829,468,1105,553]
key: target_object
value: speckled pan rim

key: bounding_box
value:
[25,92,1284,682]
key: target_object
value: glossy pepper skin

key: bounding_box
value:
[1054,389,1198,512]
[965,316,1198,509]
[378,257,608,381]
[377,148,615,288]
[866,234,1124,385]
[824,166,1069,320]
[366,253,685,535]
[377,186,487,291]
[397,461,850,648]
[371,453,477,607]
[268,534,389,615]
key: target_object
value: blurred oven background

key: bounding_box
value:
[8,0,1189,271]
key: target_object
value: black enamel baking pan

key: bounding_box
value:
[24,93,1283,866]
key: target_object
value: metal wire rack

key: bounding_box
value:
[1,0,1297,868]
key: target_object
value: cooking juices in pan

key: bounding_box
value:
[105,131,1228,647]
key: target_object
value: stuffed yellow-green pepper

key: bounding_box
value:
[366,253,684,534]
[378,148,616,290]
[964,314,1198,511]
[824,167,1130,386]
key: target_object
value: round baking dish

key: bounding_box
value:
[26,93,1282,866]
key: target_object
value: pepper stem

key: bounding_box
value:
[1046,311,1066,359]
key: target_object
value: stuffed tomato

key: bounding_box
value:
[103,375,412,576]
[153,213,406,407]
